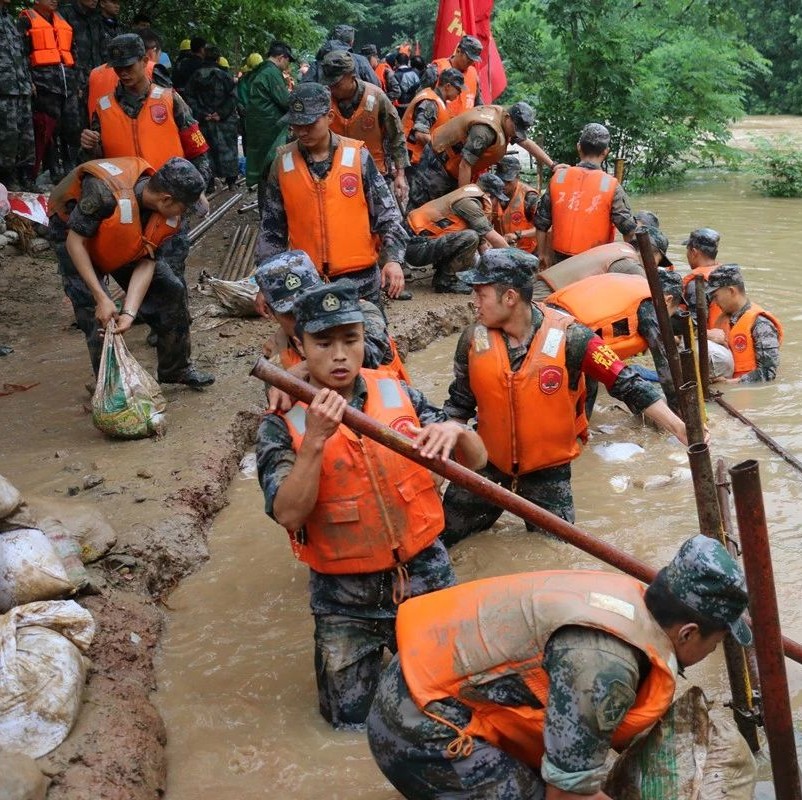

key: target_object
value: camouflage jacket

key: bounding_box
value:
[59,0,105,89]
[184,64,238,121]
[0,8,32,96]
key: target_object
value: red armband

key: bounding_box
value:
[179,122,209,159]
[581,336,626,387]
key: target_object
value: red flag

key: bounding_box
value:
[432,0,507,102]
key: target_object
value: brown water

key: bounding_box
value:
[155,168,802,798]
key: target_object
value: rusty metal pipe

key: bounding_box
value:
[687,443,723,540]
[677,310,692,350]
[695,276,711,399]
[219,224,243,279]
[188,193,242,245]
[730,460,802,797]
[678,381,705,446]
[679,348,696,386]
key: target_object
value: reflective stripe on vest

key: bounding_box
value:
[87,60,155,116]
[277,137,377,277]
[432,105,507,180]
[495,180,538,254]
[548,273,649,359]
[397,570,678,769]
[468,305,588,475]
[407,184,486,237]
[401,88,450,165]
[281,369,444,574]
[330,84,388,174]
[538,242,640,293]
[725,303,783,377]
[550,166,617,256]
[96,84,183,169]
[21,9,74,67]
[48,157,180,273]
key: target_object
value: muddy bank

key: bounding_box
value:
[0,204,472,799]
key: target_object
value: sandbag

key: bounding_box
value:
[603,686,756,799]
[0,528,75,612]
[0,600,95,758]
[92,319,167,439]
[0,473,22,519]
[0,751,49,800]
[200,272,260,317]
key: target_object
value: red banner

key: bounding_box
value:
[432,0,507,102]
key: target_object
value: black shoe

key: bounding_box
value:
[433,279,472,295]
[158,367,215,389]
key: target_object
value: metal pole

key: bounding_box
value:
[678,310,692,350]
[730,459,802,798]
[679,348,696,385]
[695,275,711,400]
[219,224,243,279]
[687,443,723,540]
[678,381,704,446]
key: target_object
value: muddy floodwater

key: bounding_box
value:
[155,172,802,798]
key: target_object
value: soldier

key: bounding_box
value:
[172,35,205,94]
[492,154,539,253]
[48,156,215,388]
[254,83,408,307]
[681,227,723,324]
[0,0,36,190]
[392,51,420,116]
[59,0,104,128]
[303,24,380,87]
[409,101,556,209]
[428,34,484,114]
[707,264,782,383]
[367,534,751,799]
[535,123,638,267]
[405,173,511,295]
[184,44,239,191]
[97,0,120,56]
[321,50,409,209]
[255,279,486,729]
[361,44,400,102]
[439,249,688,546]
[18,0,81,181]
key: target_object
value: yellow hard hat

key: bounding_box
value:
[179,38,191,51]
[218,56,230,68]
[246,52,264,69]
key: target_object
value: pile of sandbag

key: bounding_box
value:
[0,473,118,766]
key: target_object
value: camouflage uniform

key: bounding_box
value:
[48,158,206,379]
[367,535,751,798]
[0,5,35,185]
[59,0,105,128]
[302,28,380,88]
[255,280,455,728]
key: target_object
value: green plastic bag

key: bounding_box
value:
[91,320,167,439]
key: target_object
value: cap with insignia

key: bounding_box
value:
[457,248,538,288]
[706,264,745,300]
[477,172,509,203]
[320,50,356,86]
[107,33,146,68]
[658,534,751,646]
[285,83,332,125]
[457,35,483,62]
[495,155,522,182]
[254,250,322,314]
[293,279,365,334]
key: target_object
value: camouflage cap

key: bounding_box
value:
[285,83,331,125]
[508,102,535,140]
[683,227,720,251]
[360,44,378,57]
[706,264,745,299]
[495,154,522,182]
[153,157,206,209]
[457,248,538,288]
[457,35,483,61]
[293,278,365,334]
[477,172,509,203]
[320,50,356,85]
[579,122,611,150]
[438,67,465,91]
[254,250,322,314]
[638,224,669,256]
[332,24,356,45]
[658,268,684,302]
[635,210,660,228]
[660,534,751,645]
[107,33,145,68]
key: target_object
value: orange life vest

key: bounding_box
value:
[20,8,74,68]
[87,60,155,116]
[550,166,618,256]
[277,137,378,278]
[721,303,783,378]
[330,84,388,175]
[467,306,588,476]
[396,570,678,769]
[495,180,538,254]
[548,274,649,360]
[374,62,391,93]
[538,242,640,293]
[402,88,451,165]
[49,157,180,274]
[407,184,488,237]
[681,264,723,330]
[432,57,478,115]
[432,105,507,180]
[281,369,444,574]
[95,84,183,170]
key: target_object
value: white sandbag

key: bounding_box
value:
[0,600,95,758]
[203,274,260,316]
[0,474,22,519]
[699,709,757,800]
[0,751,49,800]
[0,528,75,612]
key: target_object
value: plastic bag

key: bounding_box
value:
[200,272,259,317]
[91,319,166,439]
[0,600,95,757]
[0,473,22,518]
[0,528,75,612]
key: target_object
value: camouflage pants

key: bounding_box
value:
[310,539,455,730]
[0,95,35,174]
[329,265,383,310]
[367,656,545,799]
[441,461,574,547]
[405,231,480,288]
[199,117,239,181]
[55,242,192,378]
[407,149,457,210]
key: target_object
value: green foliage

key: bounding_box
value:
[748,137,802,197]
